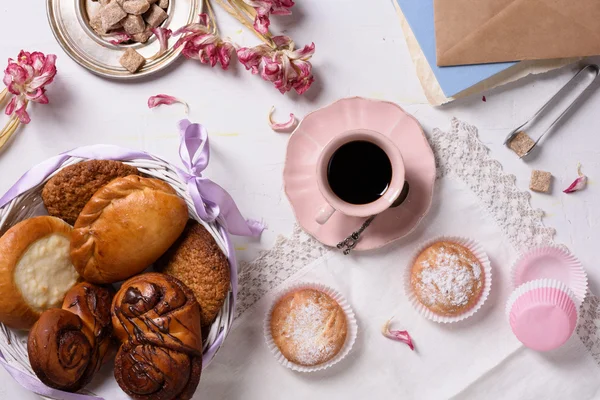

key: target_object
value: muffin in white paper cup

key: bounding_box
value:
[404,236,492,323]
[264,282,358,372]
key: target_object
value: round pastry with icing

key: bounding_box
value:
[112,273,203,400]
[410,241,484,316]
[0,216,80,329]
[270,288,347,367]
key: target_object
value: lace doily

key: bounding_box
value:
[236,118,600,366]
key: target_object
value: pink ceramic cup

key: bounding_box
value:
[315,129,406,224]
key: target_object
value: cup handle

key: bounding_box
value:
[315,204,336,225]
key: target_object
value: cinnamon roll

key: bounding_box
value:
[112,273,203,400]
[27,282,114,392]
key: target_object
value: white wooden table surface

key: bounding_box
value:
[1,1,599,398]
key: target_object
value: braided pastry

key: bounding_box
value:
[27,282,114,392]
[70,175,189,284]
[112,273,203,400]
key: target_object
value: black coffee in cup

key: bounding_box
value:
[327,140,392,205]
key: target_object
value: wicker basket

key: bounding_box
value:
[0,149,237,399]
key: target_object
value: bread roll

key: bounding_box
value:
[27,283,114,392]
[157,221,231,328]
[70,175,189,284]
[0,216,79,329]
[112,273,203,400]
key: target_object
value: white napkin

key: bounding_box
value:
[200,177,600,400]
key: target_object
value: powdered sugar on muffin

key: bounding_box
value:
[411,241,484,316]
[270,289,347,366]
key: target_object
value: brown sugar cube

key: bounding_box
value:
[508,131,535,157]
[147,0,159,4]
[122,14,146,34]
[122,0,151,15]
[100,1,127,31]
[530,170,552,193]
[131,28,153,43]
[90,13,108,35]
[144,4,168,27]
[119,48,146,73]
[158,0,169,8]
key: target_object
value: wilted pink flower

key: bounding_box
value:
[148,94,189,113]
[174,14,235,70]
[3,51,57,124]
[381,317,414,351]
[268,106,297,132]
[242,0,295,34]
[237,35,314,94]
[151,27,173,57]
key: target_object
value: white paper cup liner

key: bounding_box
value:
[510,245,588,308]
[264,282,358,373]
[404,236,492,323]
[505,278,579,319]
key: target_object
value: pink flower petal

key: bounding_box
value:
[15,105,31,124]
[563,164,587,194]
[108,32,132,45]
[268,106,297,132]
[148,94,189,114]
[381,317,414,351]
[151,27,173,57]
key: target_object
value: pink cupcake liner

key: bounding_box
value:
[264,282,358,373]
[506,279,578,352]
[404,236,492,323]
[511,245,587,307]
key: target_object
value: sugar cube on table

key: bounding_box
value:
[123,14,146,35]
[530,170,552,193]
[144,4,168,27]
[508,131,535,157]
[120,48,146,73]
[100,1,127,31]
[122,0,151,15]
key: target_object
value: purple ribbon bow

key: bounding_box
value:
[176,119,264,237]
[0,120,264,400]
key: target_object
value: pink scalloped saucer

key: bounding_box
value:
[283,97,436,251]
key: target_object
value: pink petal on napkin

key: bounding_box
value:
[382,317,414,351]
[564,164,587,194]
[148,94,189,114]
[268,106,297,132]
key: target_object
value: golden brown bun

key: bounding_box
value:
[112,273,202,400]
[410,241,484,316]
[157,221,231,328]
[70,176,189,284]
[270,289,347,366]
[41,160,140,225]
[27,283,114,392]
[0,216,78,330]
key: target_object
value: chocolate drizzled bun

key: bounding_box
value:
[112,273,203,400]
[27,283,114,392]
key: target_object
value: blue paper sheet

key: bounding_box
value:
[395,0,517,97]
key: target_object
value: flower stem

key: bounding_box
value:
[205,0,218,35]
[212,0,274,47]
[0,115,21,150]
[0,88,8,106]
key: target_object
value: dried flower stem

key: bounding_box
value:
[0,88,8,105]
[210,0,275,47]
[0,114,22,150]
